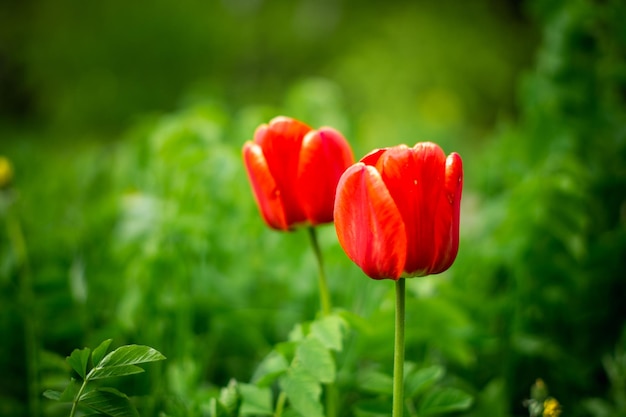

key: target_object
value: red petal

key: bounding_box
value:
[378,143,448,276]
[429,152,463,274]
[334,163,407,280]
[253,117,312,226]
[242,142,289,230]
[360,148,388,166]
[298,128,354,225]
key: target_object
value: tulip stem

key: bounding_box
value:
[308,227,332,316]
[307,227,338,417]
[393,278,406,417]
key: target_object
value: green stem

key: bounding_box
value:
[69,377,89,417]
[307,227,331,316]
[6,207,40,417]
[274,391,287,417]
[307,227,337,417]
[393,278,406,417]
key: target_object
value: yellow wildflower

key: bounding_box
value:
[543,397,561,417]
[0,156,13,189]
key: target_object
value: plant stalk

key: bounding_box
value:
[274,391,287,417]
[69,377,89,417]
[393,278,406,417]
[307,227,331,316]
[307,227,337,417]
[6,206,40,417]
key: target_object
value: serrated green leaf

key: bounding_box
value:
[279,366,324,417]
[251,350,289,387]
[418,387,474,415]
[80,387,139,417]
[43,390,61,401]
[92,339,113,367]
[310,315,346,351]
[357,369,393,395]
[405,365,445,398]
[296,338,335,384]
[239,383,273,416]
[89,364,145,380]
[97,344,166,368]
[67,347,91,379]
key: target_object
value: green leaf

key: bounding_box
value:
[97,344,166,368]
[296,338,335,384]
[79,387,139,417]
[43,390,61,401]
[418,387,474,415]
[353,398,392,417]
[310,314,346,351]
[92,339,113,367]
[46,379,81,402]
[59,379,80,402]
[219,379,241,417]
[357,368,393,395]
[209,398,231,417]
[67,347,91,379]
[279,365,324,417]
[239,383,273,416]
[251,350,289,387]
[405,365,445,398]
[89,364,145,380]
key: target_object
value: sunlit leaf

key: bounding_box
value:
[97,345,166,369]
[79,387,139,417]
[92,339,113,367]
[279,365,323,417]
[89,364,145,380]
[418,387,473,415]
[296,338,335,384]
[251,350,289,387]
[219,379,241,417]
[239,383,273,416]
[67,347,91,379]
[310,314,346,351]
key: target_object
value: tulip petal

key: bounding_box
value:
[334,163,407,280]
[429,152,463,273]
[377,143,448,276]
[242,142,289,230]
[253,117,312,226]
[298,128,355,224]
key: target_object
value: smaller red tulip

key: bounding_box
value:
[334,142,463,280]
[243,116,354,231]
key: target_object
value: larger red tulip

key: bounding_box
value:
[334,142,463,280]
[243,116,354,231]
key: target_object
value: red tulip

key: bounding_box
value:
[334,142,463,280]
[243,116,354,231]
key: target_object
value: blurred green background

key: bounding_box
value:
[1,0,625,416]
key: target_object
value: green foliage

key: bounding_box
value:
[1,0,625,416]
[44,340,165,417]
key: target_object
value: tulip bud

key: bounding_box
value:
[243,116,354,231]
[334,142,463,279]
